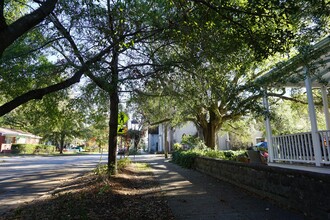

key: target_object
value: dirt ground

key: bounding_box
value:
[1,163,175,220]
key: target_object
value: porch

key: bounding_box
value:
[260,35,330,167]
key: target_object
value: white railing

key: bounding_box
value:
[271,130,330,165]
[272,132,314,163]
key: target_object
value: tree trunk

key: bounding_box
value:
[108,91,119,174]
[108,46,119,174]
[59,132,65,154]
[203,111,219,149]
[134,133,139,150]
[203,123,216,149]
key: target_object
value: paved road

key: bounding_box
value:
[0,154,108,215]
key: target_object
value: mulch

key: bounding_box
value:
[1,163,175,220]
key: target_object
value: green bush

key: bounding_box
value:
[203,150,225,158]
[117,157,131,170]
[172,150,199,168]
[181,135,207,150]
[172,148,248,168]
[173,143,183,151]
[94,164,108,176]
[11,144,55,154]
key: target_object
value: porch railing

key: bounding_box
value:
[271,130,330,165]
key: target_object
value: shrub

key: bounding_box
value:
[172,148,249,168]
[172,150,199,168]
[224,150,235,159]
[173,143,183,151]
[11,144,55,154]
[94,164,109,176]
[94,158,131,176]
[181,135,207,150]
[117,157,131,170]
[203,150,225,158]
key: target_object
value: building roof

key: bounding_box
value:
[0,127,42,139]
[256,36,330,88]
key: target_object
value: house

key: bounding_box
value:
[0,127,42,153]
[258,35,330,166]
[149,121,251,152]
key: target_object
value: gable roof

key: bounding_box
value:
[0,127,42,139]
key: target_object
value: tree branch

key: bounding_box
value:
[149,118,171,126]
[0,1,6,30]
[0,68,83,117]
[50,13,112,92]
[267,93,314,105]
[0,0,58,56]
[6,37,64,60]
[0,45,113,116]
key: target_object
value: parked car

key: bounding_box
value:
[256,141,267,148]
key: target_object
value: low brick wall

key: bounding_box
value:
[194,157,330,219]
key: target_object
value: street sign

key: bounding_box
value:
[117,125,127,134]
[118,111,129,125]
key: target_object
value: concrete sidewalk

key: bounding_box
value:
[146,156,305,220]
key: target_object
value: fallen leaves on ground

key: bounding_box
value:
[1,163,175,220]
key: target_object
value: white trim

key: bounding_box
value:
[305,67,322,166]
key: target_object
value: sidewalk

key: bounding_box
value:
[145,156,305,220]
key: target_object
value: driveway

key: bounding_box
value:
[0,154,107,215]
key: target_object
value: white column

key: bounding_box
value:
[262,88,274,163]
[321,86,330,130]
[158,124,163,152]
[305,66,322,166]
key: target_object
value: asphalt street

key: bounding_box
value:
[0,154,108,215]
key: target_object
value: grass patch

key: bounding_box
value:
[117,157,131,170]
[134,162,150,170]
[93,158,132,176]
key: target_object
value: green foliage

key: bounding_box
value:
[172,148,247,168]
[94,158,131,176]
[181,135,207,150]
[203,150,225,159]
[173,143,183,151]
[172,150,199,169]
[11,144,55,154]
[94,164,109,176]
[117,158,131,170]
[98,184,111,195]
[134,162,150,170]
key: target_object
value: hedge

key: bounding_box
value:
[11,144,56,154]
[172,149,247,169]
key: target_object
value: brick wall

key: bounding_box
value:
[194,157,330,219]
